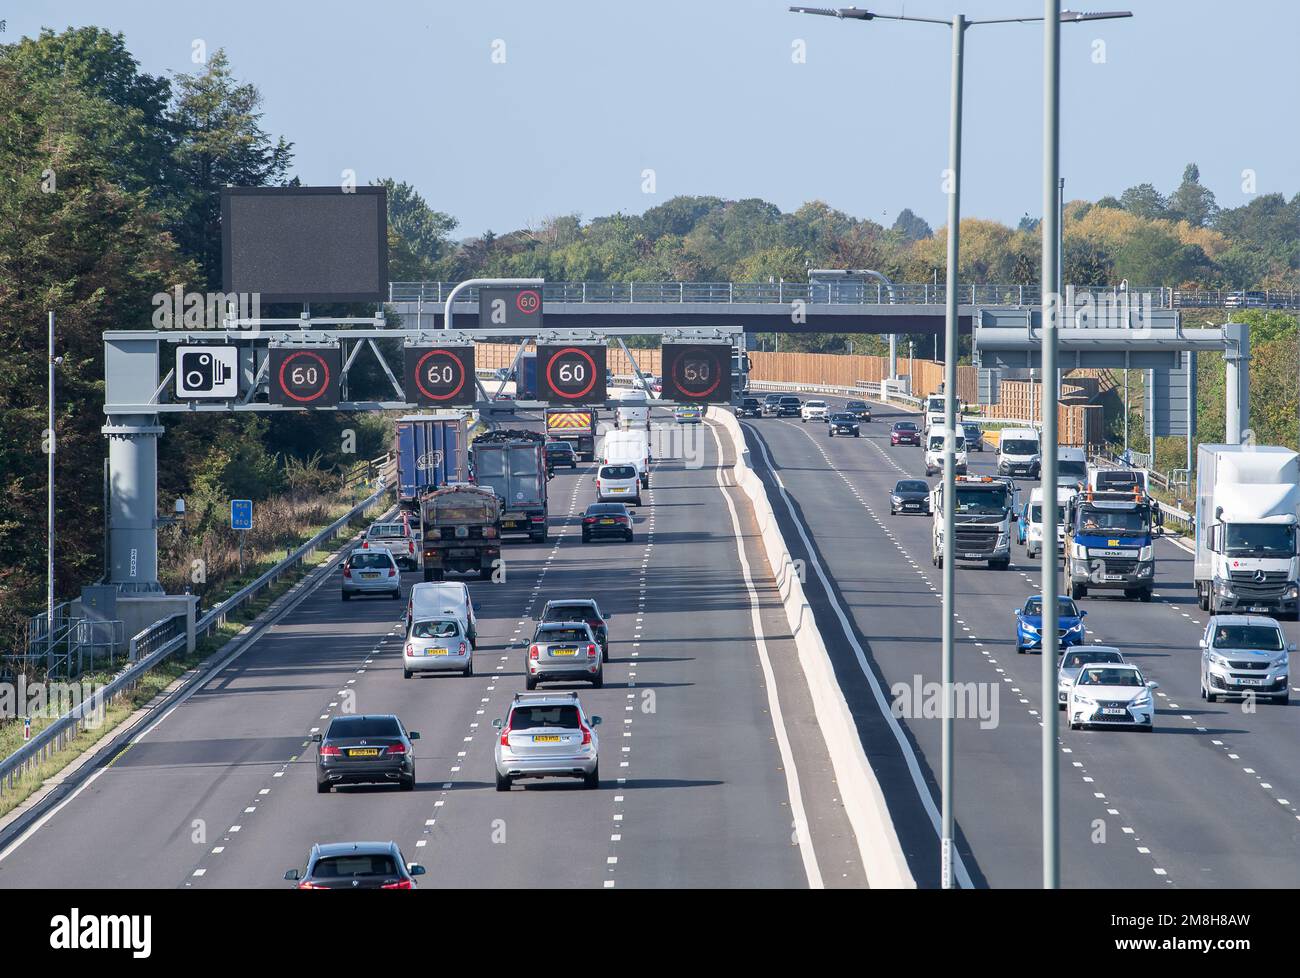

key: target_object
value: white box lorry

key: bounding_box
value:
[1195,445,1300,619]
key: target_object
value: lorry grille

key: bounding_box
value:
[1096,558,1138,575]
[1228,570,1289,597]
[954,528,999,554]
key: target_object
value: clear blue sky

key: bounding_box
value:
[15,1,1300,238]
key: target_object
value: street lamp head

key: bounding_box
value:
[789,5,874,18]
[1059,10,1133,22]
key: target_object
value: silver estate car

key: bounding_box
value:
[342,549,402,600]
[404,617,473,679]
[493,692,601,790]
[525,621,603,689]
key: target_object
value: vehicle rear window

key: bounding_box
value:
[313,855,398,878]
[411,619,460,639]
[368,524,405,538]
[350,553,393,569]
[328,716,401,738]
[538,627,590,644]
[510,705,581,729]
[545,604,597,621]
[587,503,626,515]
[600,465,637,480]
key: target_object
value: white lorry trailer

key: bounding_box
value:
[1195,445,1300,619]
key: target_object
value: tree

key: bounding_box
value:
[1167,163,1218,228]
[170,50,294,288]
[891,208,932,242]
[375,178,457,277]
[1119,183,1168,221]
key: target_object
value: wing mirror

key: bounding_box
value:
[407,863,427,876]
[1198,638,1207,648]
[491,718,503,729]
[310,733,322,743]
[283,868,301,881]
[1079,610,1087,618]
[591,716,602,726]
[409,731,420,741]
[1146,681,1159,690]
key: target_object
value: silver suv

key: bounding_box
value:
[493,692,601,791]
[526,621,603,689]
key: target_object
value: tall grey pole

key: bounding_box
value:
[1057,177,1065,295]
[1039,0,1062,890]
[939,12,965,892]
[47,311,56,673]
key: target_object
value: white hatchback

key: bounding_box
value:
[595,463,642,506]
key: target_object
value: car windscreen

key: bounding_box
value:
[1211,625,1285,652]
[953,485,1009,514]
[509,705,581,729]
[411,619,460,639]
[1024,597,1079,617]
[600,465,637,480]
[779,397,800,405]
[349,553,393,569]
[1062,649,1122,669]
[1030,504,1065,524]
[1076,508,1148,534]
[831,414,856,423]
[538,628,590,644]
[895,481,928,493]
[806,401,826,408]
[1002,439,1038,455]
[1077,668,1142,687]
[895,422,917,431]
[1058,460,1088,479]
[313,855,398,878]
[327,717,401,738]
[847,401,867,411]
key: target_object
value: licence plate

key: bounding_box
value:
[1248,606,1269,613]
[600,518,615,524]
[348,748,380,757]
[533,735,561,743]
[1101,708,1128,716]
[1104,574,1126,582]
[426,648,448,656]
[502,520,517,528]
[611,487,627,493]
[904,504,920,509]
[964,553,983,559]
[550,648,578,657]
[1236,678,1265,686]
[362,572,380,579]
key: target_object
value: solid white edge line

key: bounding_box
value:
[0,525,365,865]
[743,420,975,890]
[708,424,824,890]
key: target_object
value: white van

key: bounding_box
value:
[408,581,478,648]
[997,427,1041,479]
[1024,486,1076,558]
[595,462,642,506]
[1056,446,1088,491]
[614,388,651,429]
[924,424,967,477]
[925,394,947,429]
[602,428,651,489]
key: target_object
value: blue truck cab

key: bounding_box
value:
[1064,488,1163,602]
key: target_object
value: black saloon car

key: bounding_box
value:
[315,714,419,792]
[545,441,578,469]
[541,598,612,661]
[828,413,861,437]
[737,396,763,418]
[581,502,633,542]
[285,842,425,889]
[845,399,873,422]
[776,396,802,417]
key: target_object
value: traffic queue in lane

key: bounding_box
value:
[748,389,1294,736]
[285,444,627,887]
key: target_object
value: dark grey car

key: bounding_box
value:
[962,423,985,452]
[284,842,425,889]
[890,479,931,515]
[314,714,418,792]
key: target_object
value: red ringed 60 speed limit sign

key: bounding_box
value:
[404,346,475,406]
[663,343,729,403]
[515,289,541,315]
[269,347,341,407]
[538,344,605,403]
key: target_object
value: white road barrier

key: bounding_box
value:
[712,409,917,889]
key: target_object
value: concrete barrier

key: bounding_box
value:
[713,408,916,888]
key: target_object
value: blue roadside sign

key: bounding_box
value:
[231,499,253,530]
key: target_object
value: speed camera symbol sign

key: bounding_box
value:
[175,346,239,399]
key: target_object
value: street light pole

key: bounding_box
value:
[1040,0,1062,890]
[47,311,56,674]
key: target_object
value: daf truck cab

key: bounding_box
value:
[1064,488,1161,601]
[997,427,1042,479]
[1194,445,1300,619]
[924,425,967,478]
[931,475,1015,569]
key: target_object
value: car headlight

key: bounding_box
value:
[1285,586,1299,599]
[1021,621,1038,634]
[1139,545,1153,561]
[1060,676,1074,687]
[891,495,902,504]
[1208,652,1231,667]
[1073,694,1095,706]
[1065,621,1083,634]
[1131,691,1151,708]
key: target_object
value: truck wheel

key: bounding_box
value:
[479,565,493,580]
[991,558,1010,570]
[854,431,860,438]
[1139,587,1153,603]
[1070,582,1087,600]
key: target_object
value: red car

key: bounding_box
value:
[890,421,921,446]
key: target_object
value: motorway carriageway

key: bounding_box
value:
[741,394,1300,888]
[0,409,864,889]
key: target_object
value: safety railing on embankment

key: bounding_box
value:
[0,484,391,799]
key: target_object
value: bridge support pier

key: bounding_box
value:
[1223,322,1250,444]
[102,415,165,593]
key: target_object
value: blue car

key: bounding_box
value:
[1015,502,1030,546]
[1014,595,1087,654]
